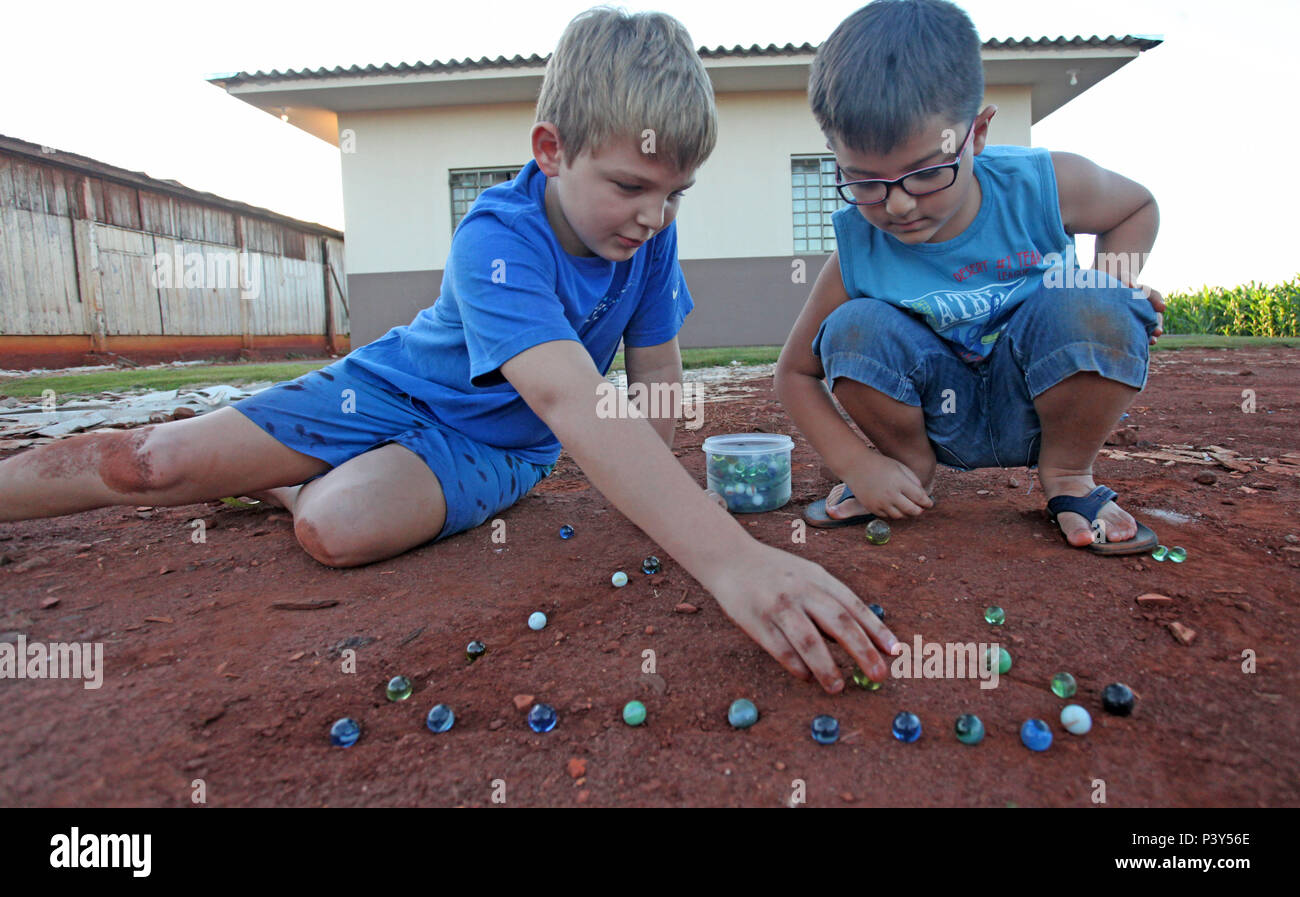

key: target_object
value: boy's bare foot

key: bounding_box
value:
[1038,471,1137,546]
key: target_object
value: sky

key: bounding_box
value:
[1,0,1294,293]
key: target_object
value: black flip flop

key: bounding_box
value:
[1046,485,1159,555]
[804,484,877,528]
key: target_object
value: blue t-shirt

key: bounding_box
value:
[343,160,694,465]
[832,145,1073,362]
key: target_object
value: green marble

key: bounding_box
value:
[865,519,891,545]
[1050,672,1077,699]
[986,646,1012,675]
[385,675,412,702]
[1150,544,1169,562]
[984,606,1005,625]
[622,700,647,726]
[1168,546,1187,563]
[851,668,883,691]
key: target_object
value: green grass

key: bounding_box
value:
[1151,334,1300,350]
[0,362,330,401]
[1164,276,1300,337]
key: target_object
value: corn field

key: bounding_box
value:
[1163,275,1300,336]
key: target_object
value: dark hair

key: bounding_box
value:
[809,0,983,154]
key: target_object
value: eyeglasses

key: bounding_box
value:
[834,122,977,206]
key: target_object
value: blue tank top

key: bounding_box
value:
[832,145,1073,362]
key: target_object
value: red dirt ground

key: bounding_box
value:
[1,347,1297,807]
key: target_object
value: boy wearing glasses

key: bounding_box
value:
[777,0,1165,554]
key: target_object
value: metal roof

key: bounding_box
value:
[208,35,1161,87]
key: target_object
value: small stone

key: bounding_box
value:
[567,757,587,778]
[984,606,1005,625]
[1194,472,1217,485]
[1167,546,1187,563]
[559,525,574,539]
[727,698,759,729]
[576,789,590,804]
[385,675,412,701]
[1060,704,1092,735]
[954,713,985,745]
[1050,672,1077,698]
[1136,592,1174,606]
[611,571,628,587]
[1105,427,1138,446]
[1007,477,1020,488]
[1168,621,1197,645]
[622,700,647,726]
[329,717,361,747]
[171,406,196,420]
[488,718,506,730]
[466,640,487,662]
[865,519,891,545]
[1102,682,1136,716]
[644,625,655,635]
[527,703,558,733]
[641,556,662,575]
[512,693,535,711]
[891,711,922,743]
[810,715,840,745]
[774,761,786,771]
[528,611,547,631]
[39,596,60,609]
[673,602,698,614]
[976,489,991,495]
[425,704,455,733]
[12,556,50,573]
[1020,718,1052,751]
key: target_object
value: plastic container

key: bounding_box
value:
[703,434,794,513]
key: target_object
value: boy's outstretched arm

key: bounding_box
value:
[1053,151,1164,342]
[502,338,899,693]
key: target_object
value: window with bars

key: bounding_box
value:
[791,156,840,254]
[450,167,523,231]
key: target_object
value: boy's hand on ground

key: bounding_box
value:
[846,455,933,518]
[700,542,899,693]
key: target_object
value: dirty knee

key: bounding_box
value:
[294,515,362,568]
[98,427,170,494]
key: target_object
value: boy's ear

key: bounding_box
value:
[532,122,565,177]
[972,104,998,153]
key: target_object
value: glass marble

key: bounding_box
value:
[892,711,922,743]
[811,714,840,745]
[868,603,886,621]
[984,606,1005,625]
[641,556,662,575]
[1101,682,1136,716]
[727,698,759,729]
[1168,546,1187,563]
[1020,718,1052,751]
[622,700,647,726]
[704,444,793,513]
[954,713,985,745]
[986,646,1012,675]
[385,675,412,702]
[559,525,575,540]
[611,571,629,587]
[329,717,361,747]
[1050,672,1077,699]
[1060,704,1092,735]
[865,519,892,545]
[851,668,883,691]
[1150,544,1169,562]
[528,611,547,631]
[528,703,558,733]
[466,640,487,662]
[425,704,455,733]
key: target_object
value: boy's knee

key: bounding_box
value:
[294,513,363,568]
[1027,285,1150,349]
[98,426,178,494]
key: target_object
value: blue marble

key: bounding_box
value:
[727,698,759,729]
[425,704,455,733]
[465,640,487,662]
[811,714,840,745]
[528,611,547,631]
[1102,682,1136,716]
[611,571,629,587]
[642,556,662,575]
[954,713,985,745]
[867,603,885,621]
[892,711,922,743]
[559,525,574,540]
[1020,718,1053,751]
[527,703,558,733]
[329,717,361,747]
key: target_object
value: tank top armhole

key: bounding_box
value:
[1037,150,1072,246]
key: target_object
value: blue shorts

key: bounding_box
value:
[230,359,554,542]
[811,281,1160,470]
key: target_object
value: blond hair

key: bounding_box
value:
[536,7,717,171]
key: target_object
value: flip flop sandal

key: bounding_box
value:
[1046,485,1159,555]
[804,484,877,528]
